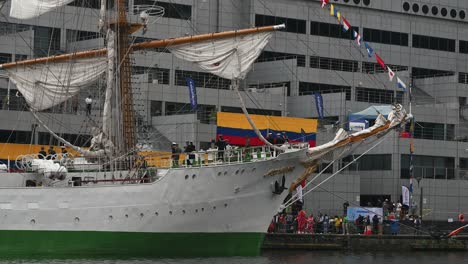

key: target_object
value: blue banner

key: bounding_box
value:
[186,77,197,110]
[314,93,324,119]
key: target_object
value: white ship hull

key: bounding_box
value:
[0,149,306,257]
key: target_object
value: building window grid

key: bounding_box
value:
[400,155,454,180]
[310,21,358,40]
[362,62,408,74]
[355,87,402,105]
[412,34,456,52]
[133,66,170,84]
[257,51,305,67]
[412,67,455,79]
[299,82,351,100]
[459,72,468,84]
[310,56,359,72]
[341,154,392,171]
[175,70,231,90]
[363,28,409,46]
[66,29,101,42]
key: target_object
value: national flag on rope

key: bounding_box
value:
[341,18,351,32]
[330,4,341,21]
[321,0,329,8]
[353,30,361,47]
[375,53,386,71]
[364,42,373,58]
[397,77,407,90]
[387,66,395,81]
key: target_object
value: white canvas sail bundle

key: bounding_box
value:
[9,0,74,19]
[5,57,107,111]
[169,32,273,80]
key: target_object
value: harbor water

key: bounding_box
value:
[2,250,468,264]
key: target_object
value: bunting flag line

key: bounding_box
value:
[387,66,395,81]
[364,42,373,58]
[375,53,386,71]
[321,0,329,8]
[353,30,361,47]
[330,4,341,21]
[397,77,407,90]
[341,18,351,32]
[320,3,407,93]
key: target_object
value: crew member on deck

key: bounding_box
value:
[47,146,56,160]
[38,147,46,159]
[85,95,92,116]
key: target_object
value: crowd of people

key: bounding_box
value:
[268,200,429,235]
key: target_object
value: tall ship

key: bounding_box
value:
[0,0,412,257]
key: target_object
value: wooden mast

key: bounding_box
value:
[115,0,136,159]
[0,24,285,69]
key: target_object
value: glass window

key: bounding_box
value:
[175,70,231,90]
[134,1,191,20]
[363,28,408,46]
[311,21,358,40]
[257,51,305,67]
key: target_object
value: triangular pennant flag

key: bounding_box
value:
[321,0,329,8]
[353,30,361,47]
[364,42,373,58]
[387,66,395,81]
[397,77,407,90]
[341,18,351,32]
[375,53,386,71]
[330,4,341,21]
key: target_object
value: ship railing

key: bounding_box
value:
[163,142,308,169]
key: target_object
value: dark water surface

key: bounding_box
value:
[1,250,468,264]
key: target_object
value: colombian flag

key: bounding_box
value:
[216,112,317,147]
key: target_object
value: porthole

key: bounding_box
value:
[403,2,410,11]
[30,219,36,225]
[224,203,228,207]
[140,213,144,218]
[432,6,438,15]
[412,3,419,13]
[441,8,447,17]
[422,5,428,14]
[201,208,204,212]
[450,9,457,18]
[353,0,360,4]
[192,174,196,179]
[235,170,239,175]
[185,175,189,180]
[213,206,216,210]
[363,0,370,6]
[108,215,113,220]
[155,212,159,216]
[169,211,173,215]
[460,10,466,19]
[223,171,227,175]
[125,214,128,218]
[74,217,80,223]
[182,210,186,214]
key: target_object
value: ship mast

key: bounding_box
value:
[114,0,136,158]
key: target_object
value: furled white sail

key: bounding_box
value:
[169,31,273,80]
[5,57,107,111]
[10,0,74,19]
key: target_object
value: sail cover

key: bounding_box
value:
[6,57,107,111]
[10,0,74,19]
[169,31,273,80]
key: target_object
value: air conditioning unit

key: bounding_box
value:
[247,88,257,93]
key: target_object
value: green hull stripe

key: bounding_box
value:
[0,230,265,257]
